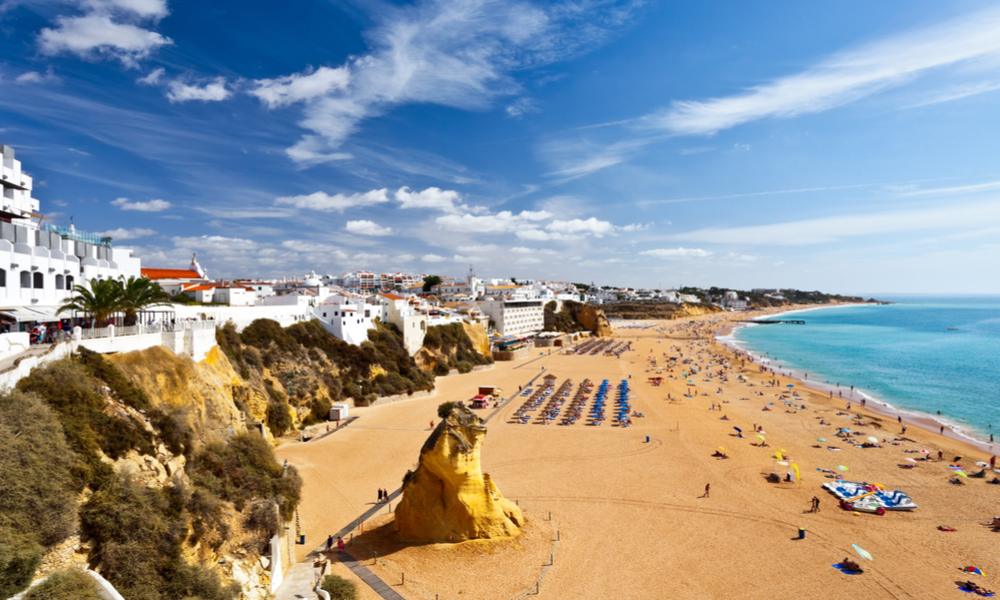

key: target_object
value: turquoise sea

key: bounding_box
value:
[727,296,1000,446]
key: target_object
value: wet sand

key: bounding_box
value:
[277,312,1000,600]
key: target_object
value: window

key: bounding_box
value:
[20,271,30,288]
[0,268,5,287]
[66,276,74,290]
[55,274,64,289]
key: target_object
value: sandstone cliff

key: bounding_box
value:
[544,300,612,337]
[108,345,251,446]
[414,322,493,373]
[393,403,522,542]
[601,301,723,321]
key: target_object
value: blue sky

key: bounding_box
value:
[2,0,1000,293]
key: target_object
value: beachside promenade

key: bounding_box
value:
[276,316,1000,599]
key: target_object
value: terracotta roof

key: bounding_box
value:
[142,268,202,280]
[380,293,405,300]
[183,285,214,292]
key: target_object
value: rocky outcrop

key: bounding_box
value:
[393,403,522,542]
[108,345,248,446]
[576,304,612,336]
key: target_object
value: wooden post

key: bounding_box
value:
[402,572,405,585]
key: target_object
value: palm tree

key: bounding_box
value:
[117,276,170,326]
[57,278,122,327]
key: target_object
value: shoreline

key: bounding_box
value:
[713,305,998,458]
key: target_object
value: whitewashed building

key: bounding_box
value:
[0,145,141,329]
[312,293,377,346]
[476,299,544,337]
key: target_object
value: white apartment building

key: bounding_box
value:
[377,293,427,355]
[312,293,378,346]
[476,299,544,337]
[0,145,141,329]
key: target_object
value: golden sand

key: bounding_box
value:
[277,310,1000,599]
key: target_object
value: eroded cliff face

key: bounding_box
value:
[576,304,612,336]
[108,345,250,446]
[413,322,491,371]
[601,301,723,321]
[393,403,522,542]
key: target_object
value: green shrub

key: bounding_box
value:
[455,360,473,374]
[0,391,78,545]
[0,529,43,599]
[321,574,359,600]
[433,361,450,376]
[437,402,456,419]
[266,401,294,437]
[21,568,103,600]
[17,359,152,490]
[76,347,152,410]
[81,474,238,600]
[188,434,302,521]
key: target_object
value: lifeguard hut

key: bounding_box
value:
[542,373,558,387]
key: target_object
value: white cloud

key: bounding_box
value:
[166,77,231,103]
[111,197,171,211]
[395,253,415,262]
[395,186,463,212]
[640,247,712,259]
[345,220,393,236]
[457,244,499,253]
[546,217,614,237]
[85,0,169,18]
[436,209,552,233]
[517,257,541,264]
[275,189,389,212]
[667,200,1000,246]
[15,69,58,84]
[136,66,164,85]
[510,246,558,255]
[97,227,155,240]
[250,66,351,108]
[38,14,172,66]
[172,235,257,251]
[422,254,447,263]
[620,222,651,232]
[649,7,1000,135]
[255,0,639,163]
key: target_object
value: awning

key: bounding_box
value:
[0,306,66,322]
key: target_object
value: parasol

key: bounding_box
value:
[852,544,873,561]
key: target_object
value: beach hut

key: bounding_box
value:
[543,374,558,386]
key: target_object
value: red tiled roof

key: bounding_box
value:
[183,285,214,291]
[142,268,202,280]
[380,293,404,300]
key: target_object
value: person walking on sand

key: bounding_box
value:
[326,534,333,551]
[704,483,710,498]
[337,536,345,553]
[990,455,996,469]
[430,420,434,429]
[377,489,383,503]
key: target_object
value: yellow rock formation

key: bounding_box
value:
[393,403,522,542]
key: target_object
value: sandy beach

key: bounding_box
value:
[277,310,1000,600]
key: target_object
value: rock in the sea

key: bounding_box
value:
[393,403,522,542]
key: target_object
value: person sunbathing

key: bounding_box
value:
[962,581,994,596]
[842,558,863,573]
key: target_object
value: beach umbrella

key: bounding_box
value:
[837,465,848,471]
[955,471,967,477]
[867,437,879,444]
[964,567,986,577]
[787,384,795,388]
[791,463,801,481]
[734,426,742,433]
[852,544,874,561]
[817,438,827,442]
[976,461,990,467]
[920,449,929,454]
[906,458,917,463]
[717,446,727,452]
[756,434,766,441]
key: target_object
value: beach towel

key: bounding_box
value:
[957,587,995,597]
[831,563,863,575]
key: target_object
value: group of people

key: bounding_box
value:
[376,488,391,503]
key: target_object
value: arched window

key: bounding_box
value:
[20,271,30,288]
[0,268,5,288]
[33,272,43,289]
[65,276,74,290]
[55,274,64,289]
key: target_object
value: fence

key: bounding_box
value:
[342,501,560,600]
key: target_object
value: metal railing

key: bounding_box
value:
[79,326,111,340]
[40,223,113,248]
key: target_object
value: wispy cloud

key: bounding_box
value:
[640,247,711,259]
[666,200,1000,245]
[248,0,640,164]
[647,7,1000,136]
[275,189,389,212]
[166,77,231,103]
[97,226,155,240]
